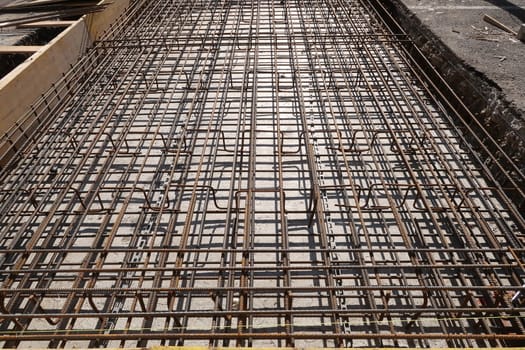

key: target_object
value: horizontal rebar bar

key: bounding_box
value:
[0,0,524,348]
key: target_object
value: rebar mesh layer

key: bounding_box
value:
[1,0,525,348]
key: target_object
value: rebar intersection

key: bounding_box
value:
[1,0,525,348]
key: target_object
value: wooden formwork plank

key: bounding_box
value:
[0,45,41,54]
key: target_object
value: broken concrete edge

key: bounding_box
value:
[0,0,131,138]
[383,0,525,177]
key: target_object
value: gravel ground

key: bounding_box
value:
[397,0,525,112]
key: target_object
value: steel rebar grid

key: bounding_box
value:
[1,0,525,348]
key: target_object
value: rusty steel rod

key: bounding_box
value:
[0,0,524,348]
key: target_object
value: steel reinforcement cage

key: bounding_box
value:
[1,0,525,348]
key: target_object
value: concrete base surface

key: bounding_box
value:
[397,0,525,112]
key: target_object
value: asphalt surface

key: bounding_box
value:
[398,0,525,112]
